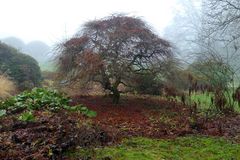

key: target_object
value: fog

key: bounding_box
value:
[1,0,239,77]
[0,0,186,70]
[0,0,180,45]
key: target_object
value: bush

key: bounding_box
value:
[0,42,42,91]
[0,88,70,111]
[130,72,163,95]
[0,88,96,117]
[0,74,16,99]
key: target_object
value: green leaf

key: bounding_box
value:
[18,111,35,122]
[0,109,6,117]
[80,106,88,111]
[85,110,97,118]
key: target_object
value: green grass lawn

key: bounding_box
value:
[66,136,240,160]
[189,92,240,113]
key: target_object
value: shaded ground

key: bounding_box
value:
[1,95,240,159]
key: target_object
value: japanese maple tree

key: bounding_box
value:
[57,15,173,103]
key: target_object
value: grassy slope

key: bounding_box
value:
[67,136,240,160]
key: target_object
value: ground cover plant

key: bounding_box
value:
[0,88,96,118]
[66,136,240,159]
[0,88,101,159]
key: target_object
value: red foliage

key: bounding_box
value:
[64,36,89,48]
[76,50,104,75]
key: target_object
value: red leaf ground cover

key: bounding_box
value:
[1,95,240,159]
[0,111,110,159]
[72,95,240,141]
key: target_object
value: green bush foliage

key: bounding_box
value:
[0,88,68,111]
[0,88,96,117]
[0,42,42,90]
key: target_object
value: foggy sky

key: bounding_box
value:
[0,0,179,45]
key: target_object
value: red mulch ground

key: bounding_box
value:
[0,110,110,159]
[71,95,240,141]
[1,95,240,159]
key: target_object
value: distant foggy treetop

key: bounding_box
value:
[1,37,52,64]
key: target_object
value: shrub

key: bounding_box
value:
[0,74,16,99]
[0,42,42,91]
[0,88,69,111]
[130,72,163,95]
[0,88,96,117]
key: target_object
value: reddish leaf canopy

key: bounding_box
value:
[58,15,173,98]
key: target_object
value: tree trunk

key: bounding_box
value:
[101,74,121,104]
[112,78,121,104]
[112,86,120,104]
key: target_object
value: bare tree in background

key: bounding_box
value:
[164,0,202,61]
[203,0,240,42]
[164,0,240,111]
[195,0,240,110]
[57,15,174,104]
[201,0,240,85]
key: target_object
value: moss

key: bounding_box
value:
[67,136,240,160]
